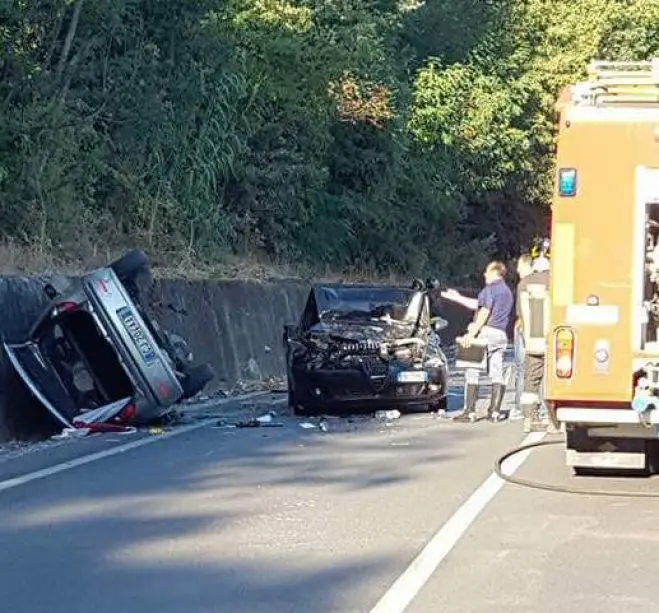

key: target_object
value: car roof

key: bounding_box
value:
[311,283,418,292]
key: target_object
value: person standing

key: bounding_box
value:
[441,261,514,422]
[518,256,550,432]
[510,254,534,421]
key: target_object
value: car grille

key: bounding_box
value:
[360,355,389,379]
[340,340,381,354]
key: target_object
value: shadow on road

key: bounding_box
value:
[0,394,499,612]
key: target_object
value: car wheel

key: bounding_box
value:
[288,384,302,413]
[287,374,298,408]
[293,404,313,417]
[110,249,149,281]
[180,363,215,399]
[288,384,313,416]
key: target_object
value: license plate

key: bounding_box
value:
[397,370,428,383]
[117,306,156,366]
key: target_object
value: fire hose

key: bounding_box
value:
[493,437,659,498]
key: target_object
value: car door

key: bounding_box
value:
[3,341,77,428]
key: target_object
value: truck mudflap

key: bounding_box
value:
[4,341,77,429]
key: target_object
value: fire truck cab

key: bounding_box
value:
[547,58,659,474]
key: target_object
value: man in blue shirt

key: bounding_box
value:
[442,260,514,422]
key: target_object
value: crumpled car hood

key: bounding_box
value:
[308,320,418,342]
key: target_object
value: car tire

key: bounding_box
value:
[288,385,313,416]
[288,386,303,414]
[110,249,149,281]
[292,404,313,417]
[180,362,215,399]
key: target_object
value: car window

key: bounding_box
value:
[315,287,419,322]
[43,323,100,408]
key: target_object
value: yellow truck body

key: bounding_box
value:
[546,59,659,472]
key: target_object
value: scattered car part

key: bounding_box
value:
[235,419,284,428]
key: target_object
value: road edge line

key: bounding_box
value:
[368,430,547,613]
[0,418,216,494]
[0,391,283,494]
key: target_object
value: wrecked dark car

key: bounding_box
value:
[283,283,449,415]
[3,250,214,432]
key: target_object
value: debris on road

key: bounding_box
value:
[255,411,277,424]
[219,374,287,396]
[235,419,284,428]
[52,428,92,440]
[375,409,401,421]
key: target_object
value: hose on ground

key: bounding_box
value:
[493,437,659,498]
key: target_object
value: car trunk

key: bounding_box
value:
[5,310,135,428]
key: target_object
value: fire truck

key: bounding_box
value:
[547,58,659,475]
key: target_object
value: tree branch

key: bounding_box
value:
[57,0,85,80]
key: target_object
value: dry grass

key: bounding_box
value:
[0,240,412,285]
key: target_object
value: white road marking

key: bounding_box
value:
[0,419,214,494]
[0,392,287,495]
[369,430,546,613]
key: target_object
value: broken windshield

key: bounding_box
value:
[314,286,418,323]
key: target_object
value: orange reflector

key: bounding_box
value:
[554,326,575,379]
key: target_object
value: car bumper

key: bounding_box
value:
[291,366,447,411]
[297,394,445,412]
[557,407,659,424]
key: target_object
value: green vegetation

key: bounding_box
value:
[2,0,659,281]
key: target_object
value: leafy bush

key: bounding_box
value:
[1,1,657,281]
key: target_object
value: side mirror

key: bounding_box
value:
[283,324,297,343]
[431,316,448,332]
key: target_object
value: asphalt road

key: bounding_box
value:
[1,392,659,612]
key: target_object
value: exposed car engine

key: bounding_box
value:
[283,283,449,415]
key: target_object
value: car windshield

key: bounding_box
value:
[314,286,418,322]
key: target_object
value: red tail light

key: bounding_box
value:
[114,403,136,423]
[554,326,575,379]
[60,302,78,313]
[51,301,78,318]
